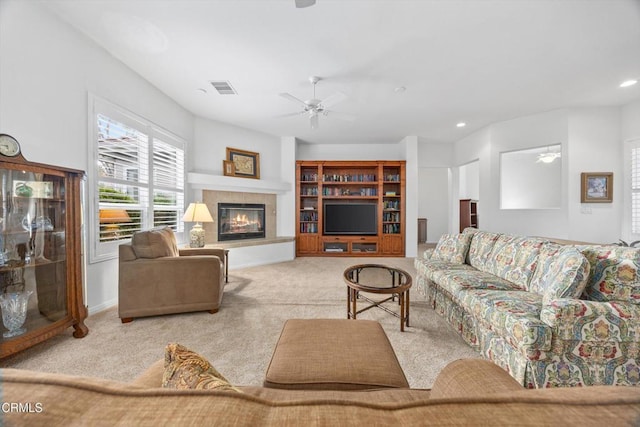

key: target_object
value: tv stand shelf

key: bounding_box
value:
[296,160,405,257]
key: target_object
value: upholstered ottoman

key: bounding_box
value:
[264,319,409,390]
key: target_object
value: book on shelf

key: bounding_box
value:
[385,191,396,196]
[303,207,315,210]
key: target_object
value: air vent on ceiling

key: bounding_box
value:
[209,81,237,95]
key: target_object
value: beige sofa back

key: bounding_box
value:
[2,361,640,426]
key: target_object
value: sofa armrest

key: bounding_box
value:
[179,248,226,262]
[422,248,434,260]
[429,359,523,399]
[541,299,640,341]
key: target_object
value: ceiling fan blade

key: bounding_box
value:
[279,92,307,106]
[275,111,305,118]
[310,114,319,130]
[295,0,316,8]
[319,91,347,109]
[324,110,356,122]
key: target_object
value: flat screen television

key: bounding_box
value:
[323,203,377,235]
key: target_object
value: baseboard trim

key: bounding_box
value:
[89,298,117,316]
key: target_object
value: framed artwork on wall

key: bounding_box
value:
[581,172,613,203]
[226,147,260,179]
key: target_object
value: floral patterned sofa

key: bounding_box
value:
[414,228,640,388]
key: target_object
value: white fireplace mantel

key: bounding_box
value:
[187,172,292,194]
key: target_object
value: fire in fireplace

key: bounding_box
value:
[218,203,265,241]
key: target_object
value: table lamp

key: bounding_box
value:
[182,202,213,247]
[99,209,131,239]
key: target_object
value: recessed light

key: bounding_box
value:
[456,122,466,128]
[620,79,638,88]
[394,86,406,93]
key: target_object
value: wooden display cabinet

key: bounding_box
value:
[459,199,478,233]
[0,151,88,358]
[296,160,405,257]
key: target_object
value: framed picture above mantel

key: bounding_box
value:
[226,147,260,179]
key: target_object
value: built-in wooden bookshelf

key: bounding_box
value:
[296,160,405,257]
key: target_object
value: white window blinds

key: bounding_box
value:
[631,142,640,234]
[92,101,185,255]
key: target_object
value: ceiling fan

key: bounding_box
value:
[295,0,316,8]
[279,76,353,130]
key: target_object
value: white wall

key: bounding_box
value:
[191,117,281,179]
[401,136,419,257]
[453,128,490,234]
[621,100,640,141]
[297,142,406,160]
[567,107,622,243]
[485,110,569,237]
[459,160,479,200]
[0,2,194,313]
[450,108,629,243]
[418,168,449,243]
[278,137,297,237]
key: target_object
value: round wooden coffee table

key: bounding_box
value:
[343,264,412,332]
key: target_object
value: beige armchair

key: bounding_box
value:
[118,227,225,323]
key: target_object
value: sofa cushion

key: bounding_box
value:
[579,246,640,304]
[460,290,551,353]
[131,227,179,259]
[484,235,547,289]
[414,258,474,283]
[432,233,473,264]
[438,270,525,302]
[162,343,242,392]
[529,243,590,302]
[467,230,501,272]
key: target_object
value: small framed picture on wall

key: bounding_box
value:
[581,172,613,203]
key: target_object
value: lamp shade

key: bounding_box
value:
[99,209,131,223]
[182,202,213,223]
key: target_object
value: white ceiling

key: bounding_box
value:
[44,0,640,145]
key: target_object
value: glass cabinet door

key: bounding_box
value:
[0,168,68,341]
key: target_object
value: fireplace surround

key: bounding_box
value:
[218,203,266,241]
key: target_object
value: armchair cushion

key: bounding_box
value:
[131,227,179,259]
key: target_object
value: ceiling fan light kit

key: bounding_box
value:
[295,0,316,8]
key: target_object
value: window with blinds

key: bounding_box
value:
[94,110,184,246]
[631,142,640,234]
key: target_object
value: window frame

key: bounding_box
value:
[88,95,186,263]
[624,137,640,242]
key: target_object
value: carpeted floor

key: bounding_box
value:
[0,254,479,388]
